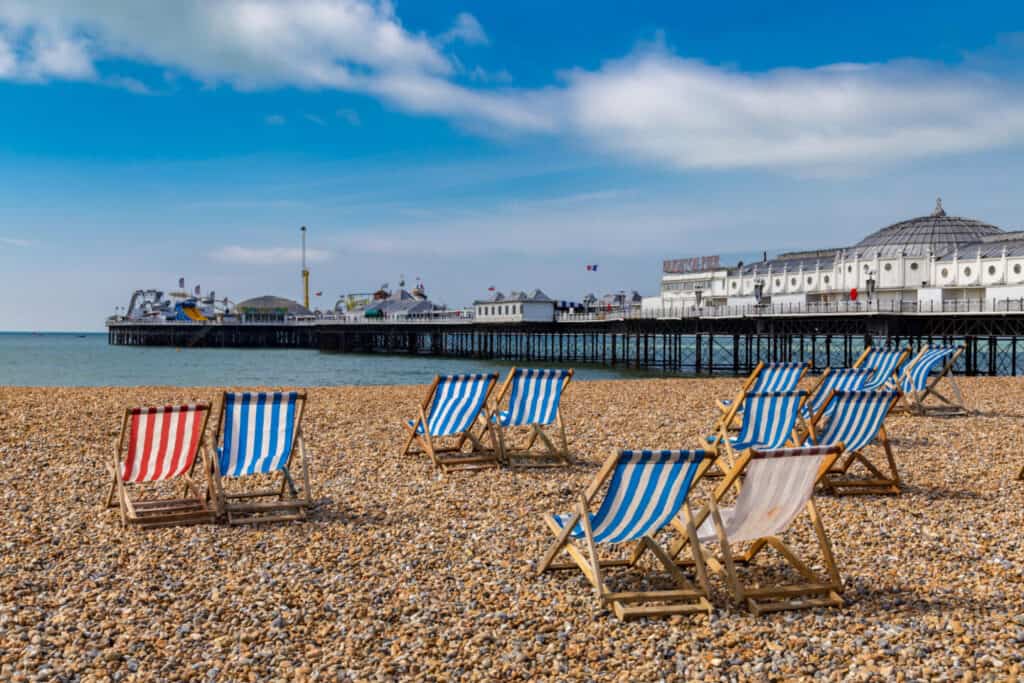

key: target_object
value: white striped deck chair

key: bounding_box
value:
[802,367,873,420]
[105,402,215,528]
[854,346,910,391]
[677,446,844,615]
[896,345,966,415]
[491,368,574,467]
[537,449,714,620]
[210,391,311,525]
[710,391,808,474]
[402,373,500,473]
[715,362,808,429]
[806,390,901,494]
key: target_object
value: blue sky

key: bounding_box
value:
[1,1,1023,331]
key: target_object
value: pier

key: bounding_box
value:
[107,306,1024,376]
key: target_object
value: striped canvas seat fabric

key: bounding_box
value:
[494,368,570,426]
[121,404,209,482]
[728,391,806,451]
[810,391,899,452]
[900,347,957,393]
[860,349,906,390]
[218,392,300,478]
[697,446,832,544]
[721,363,805,410]
[802,368,873,419]
[555,450,705,544]
[413,374,495,436]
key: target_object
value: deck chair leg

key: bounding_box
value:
[709,498,744,604]
[808,499,842,590]
[682,501,711,598]
[538,512,581,574]
[578,496,606,601]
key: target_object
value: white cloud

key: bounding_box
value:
[1,3,1023,172]
[304,113,327,126]
[439,12,487,46]
[0,237,34,247]
[212,245,330,265]
[265,114,286,126]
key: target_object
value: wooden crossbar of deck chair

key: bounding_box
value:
[714,362,808,430]
[210,391,311,525]
[707,391,809,476]
[894,346,967,416]
[854,346,911,390]
[104,402,216,529]
[805,390,902,495]
[674,445,844,615]
[490,368,573,467]
[401,373,500,473]
[536,449,715,620]
[801,368,873,422]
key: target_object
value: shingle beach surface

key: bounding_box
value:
[1,378,1022,681]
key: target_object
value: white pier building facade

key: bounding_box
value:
[645,200,1024,316]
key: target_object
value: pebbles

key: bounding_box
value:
[0,379,1022,680]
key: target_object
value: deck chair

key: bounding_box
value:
[490,368,573,467]
[854,346,910,390]
[806,390,901,495]
[402,373,500,472]
[210,391,311,525]
[104,403,216,529]
[896,346,966,415]
[680,446,844,615]
[801,367,873,420]
[709,391,808,474]
[715,362,808,423]
[537,449,714,620]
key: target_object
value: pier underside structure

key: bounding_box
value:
[107,313,1024,376]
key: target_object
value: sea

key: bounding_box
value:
[0,332,649,387]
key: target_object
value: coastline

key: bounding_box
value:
[2,377,1022,680]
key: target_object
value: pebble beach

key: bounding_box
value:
[1,378,1022,681]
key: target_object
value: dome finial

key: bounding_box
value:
[932,197,945,217]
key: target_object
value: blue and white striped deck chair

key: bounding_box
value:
[715,362,808,429]
[802,368,873,420]
[537,449,714,620]
[806,390,901,494]
[212,391,311,525]
[491,368,574,466]
[402,373,500,472]
[896,346,966,415]
[855,347,910,391]
[710,391,808,473]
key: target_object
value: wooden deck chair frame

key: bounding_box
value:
[713,362,809,431]
[401,374,501,473]
[491,368,574,467]
[671,446,844,615]
[707,391,809,477]
[852,345,911,390]
[104,403,216,529]
[895,345,967,416]
[536,451,716,620]
[209,391,312,525]
[805,390,902,495]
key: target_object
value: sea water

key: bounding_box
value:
[0,332,651,387]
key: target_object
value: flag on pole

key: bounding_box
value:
[487,286,496,291]
[315,291,323,296]
[585,264,599,271]
[194,284,201,296]
[179,277,185,289]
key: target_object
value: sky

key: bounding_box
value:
[1,1,1024,331]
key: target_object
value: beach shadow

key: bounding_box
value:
[310,500,390,528]
[898,484,986,500]
[847,584,1002,615]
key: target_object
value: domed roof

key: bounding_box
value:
[236,295,312,315]
[850,198,1003,258]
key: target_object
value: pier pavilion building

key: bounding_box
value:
[645,199,1024,315]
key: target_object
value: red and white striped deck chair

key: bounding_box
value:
[104,402,215,528]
